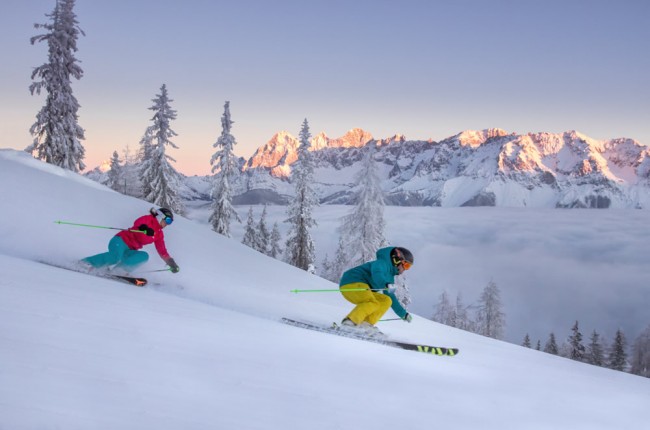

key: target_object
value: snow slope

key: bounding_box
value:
[1,149,648,430]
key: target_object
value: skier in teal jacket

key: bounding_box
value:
[339,246,413,329]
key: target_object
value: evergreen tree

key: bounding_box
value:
[544,332,559,355]
[138,84,184,214]
[268,222,283,259]
[432,291,455,326]
[393,276,412,310]
[522,334,532,348]
[475,280,506,339]
[107,150,122,192]
[323,236,349,282]
[454,292,471,331]
[26,0,86,172]
[536,340,541,351]
[338,142,386,266]
[242,207,258,249]
[257,205,271,254]
[630,324,650,378]
[587,330,606,366]
[568,321,586,362]
[607,329,628,371]
[138,127,154,199]
[284,119,318,271]
[209,101,240,236]
[121,144,141,197]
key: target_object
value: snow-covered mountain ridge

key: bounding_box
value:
[234,128,650,208]
[86,128,650,208]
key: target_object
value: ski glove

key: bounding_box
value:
[166,258,180,273]
[138,224,154,236]
[404,313,413,323]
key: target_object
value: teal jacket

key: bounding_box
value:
[339,247,408,319]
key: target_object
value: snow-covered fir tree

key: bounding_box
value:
[522,334,532,348]
[432,291,455,326]
[268,222,283,259]
[320,236,349,282]
[544,332,559,355]
[338,143,386,266]
[475,280,506,339]
[26,0,86,172]
[138,84,184,214]
[587,330,606,367]
[284,119,318,271]
[536,340,541,351]
[607,329,628,371]
[121,144,142,197]
[107,151,122,192]
[630,324,650,378]
[138,127,154,199]
[392,276,412,310]
[242,207,259,250]
[568,321,586,362]
[209,101,240,237]
[454,293,472,332]
[256,205,271,254]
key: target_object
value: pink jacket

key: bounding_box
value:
[117,214,171,261]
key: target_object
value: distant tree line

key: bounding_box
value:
[430,280,506,340]
[521,321,650,378]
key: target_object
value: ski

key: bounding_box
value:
[37,261,148,287]
[281,318,458,356]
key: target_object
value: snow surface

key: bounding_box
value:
[1,149,649,429]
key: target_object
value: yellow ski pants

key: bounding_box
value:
[340,283,392,325]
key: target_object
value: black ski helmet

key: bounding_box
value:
[390,247,414,267]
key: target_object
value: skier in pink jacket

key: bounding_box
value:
[82,208,179,273]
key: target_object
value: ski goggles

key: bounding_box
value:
[401,260,412,271]
[163,216,173,225]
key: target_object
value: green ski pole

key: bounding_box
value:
[290,288,377,293]
[54,220,145,234]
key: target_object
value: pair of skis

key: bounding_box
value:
[38,261,148,286]
[281,318,459,357]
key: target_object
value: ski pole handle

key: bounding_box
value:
[54,220,145,234]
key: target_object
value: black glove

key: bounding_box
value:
[138,224,154,236]
[166,258,180,273]
[404,313,413,323]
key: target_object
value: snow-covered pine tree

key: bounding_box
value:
[242,207,259,249]
[536,340,541,351]
[107,151,122,192]
[268,222,283,259]
[209,101,241,237]
[121,144,142,197]
[475,280,506,339]
[138,84,184,214]
[392,276,412,310]
[607,329,628,371]
[338,142,387,266]
[544,332,559,355]
[432,291,455,326]
[26,0,86,172]
[522,334,532,348]
[587,330,606,366]
[324,235,350,282]
[138,127,154,199]
[454,292,472,331]
[630,324,650,378]
[257,205,271,254]
[284,119,318,271]
[568,321,586,362]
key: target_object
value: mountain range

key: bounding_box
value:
[93,128,650,209]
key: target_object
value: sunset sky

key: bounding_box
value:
[1,0,648,175]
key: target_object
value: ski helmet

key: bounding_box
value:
[390,247,414,269]
[151,207,174,225]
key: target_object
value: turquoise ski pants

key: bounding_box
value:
[83,236,149,269]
